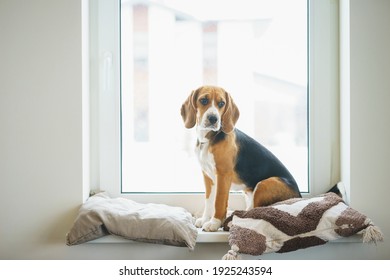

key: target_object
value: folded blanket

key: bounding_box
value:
[66,192,198,250]
[222,193,383,259]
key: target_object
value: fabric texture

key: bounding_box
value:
[222,193,383,259]
[66,192,198,250]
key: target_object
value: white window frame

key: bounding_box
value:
[88,0,340,215]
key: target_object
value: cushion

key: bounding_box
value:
[66,192,198,250]
[222,193,383,259]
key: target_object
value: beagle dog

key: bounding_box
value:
[181,85,301,232]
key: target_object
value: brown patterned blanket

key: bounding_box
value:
[222,193,383,259]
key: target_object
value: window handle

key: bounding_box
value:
[103,51,113,93]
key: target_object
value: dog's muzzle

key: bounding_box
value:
[204,113,220,131]
[208,114,218,125]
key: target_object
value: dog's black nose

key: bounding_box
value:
[208,115,218,124]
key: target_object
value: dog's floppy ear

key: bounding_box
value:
[181,89,198,129]
[222,90,240,133]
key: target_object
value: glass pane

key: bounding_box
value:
[121,0,308,193]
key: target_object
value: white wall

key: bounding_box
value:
[0,0,84,259]
[348,0,390,252]
[0,0,389,260]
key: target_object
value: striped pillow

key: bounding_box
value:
[222,193,383,259]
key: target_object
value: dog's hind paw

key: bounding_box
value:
[202,218,222,232]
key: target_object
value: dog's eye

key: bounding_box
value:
[218,101,225,108]
[199,98,209,105]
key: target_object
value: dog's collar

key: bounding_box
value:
[197,135,209,146]
[197,130,223,146]
[198,140,209,146]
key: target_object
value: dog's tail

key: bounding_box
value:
[327,182,348,203]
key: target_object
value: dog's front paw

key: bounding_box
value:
[202,218,222,232]
[195,216,209,228]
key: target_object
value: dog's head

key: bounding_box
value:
[181,86,239,134]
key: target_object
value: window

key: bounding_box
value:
[89,0,340,212]
[121,0,308,193]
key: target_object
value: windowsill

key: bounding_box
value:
[87,228,363,244]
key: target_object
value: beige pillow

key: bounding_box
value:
[66,192,198,250]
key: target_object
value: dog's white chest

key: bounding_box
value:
[195,142,216,182]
